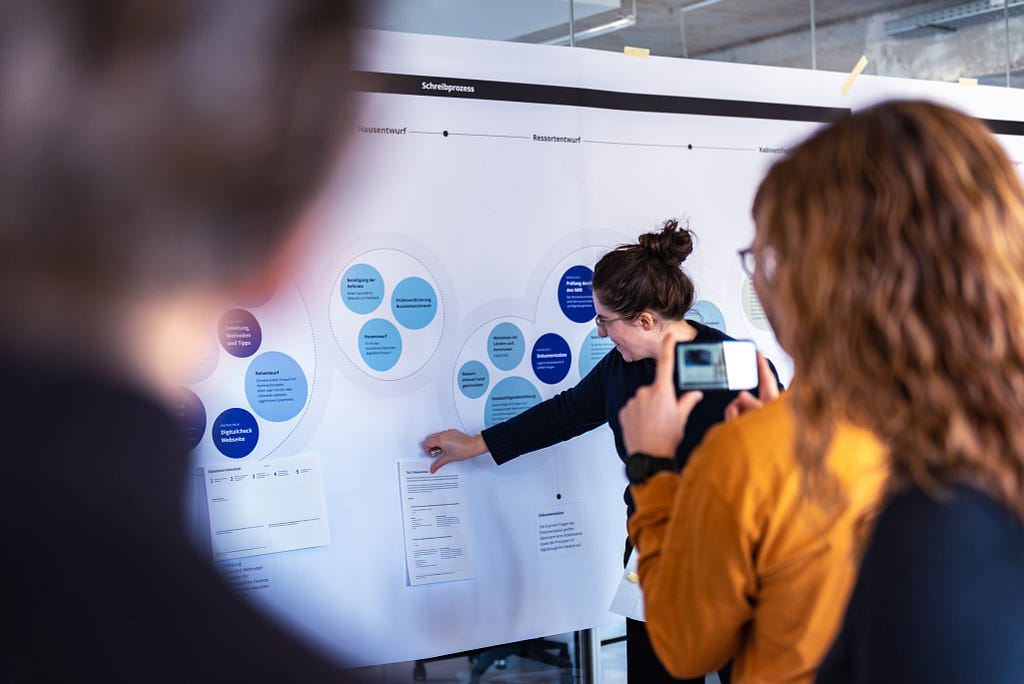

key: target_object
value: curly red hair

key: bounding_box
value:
[754,100,1024,519]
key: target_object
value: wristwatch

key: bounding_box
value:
[625,452,678,485]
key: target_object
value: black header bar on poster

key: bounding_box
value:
[354,71,850,123]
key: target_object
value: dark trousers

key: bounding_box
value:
[627,616,706,684]
[624,539,732,684]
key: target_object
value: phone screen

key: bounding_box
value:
[674,340,758,391]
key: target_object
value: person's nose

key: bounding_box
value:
[597,326,607,338]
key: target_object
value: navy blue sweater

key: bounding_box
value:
[817,483,1024,683]
[0,359,355,682]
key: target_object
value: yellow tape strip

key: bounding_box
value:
[841,55,869,96]
[624,46,651,58]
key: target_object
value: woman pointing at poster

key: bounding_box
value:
[424,218,780,684]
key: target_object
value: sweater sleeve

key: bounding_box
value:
[482,350,613,464]
[627,431,756,679]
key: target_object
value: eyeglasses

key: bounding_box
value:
[595,314,631,331]
[738,247,775,279]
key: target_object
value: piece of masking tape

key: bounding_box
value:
[841,55,869,96]
[626,571,640,584]
[624,46,651,58]
[959,77,978,87]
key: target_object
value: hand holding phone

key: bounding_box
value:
[724,352,782,420]
[674,340,758,392]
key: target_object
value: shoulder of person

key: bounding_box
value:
[876,483,1024,554]
[686,319,734,342]
[682,394,795,490]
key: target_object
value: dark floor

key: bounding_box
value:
[347,620,724,683]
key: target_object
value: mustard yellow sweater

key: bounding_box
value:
[628,392,887,683]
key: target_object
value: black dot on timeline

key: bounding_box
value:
[556,493,562,500]
[687,144,693,150]
[442,130,449,137]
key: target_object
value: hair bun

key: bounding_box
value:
[638,218,694,267]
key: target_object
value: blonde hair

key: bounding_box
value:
[754,100,1024,519]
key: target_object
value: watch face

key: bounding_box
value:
[627,453,675,484]
[626,454,653,485]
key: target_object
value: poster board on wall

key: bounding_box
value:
[182,30,1024,667]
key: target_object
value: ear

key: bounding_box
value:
[637,311,657,330]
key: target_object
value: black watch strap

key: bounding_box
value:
[625,452,678,485]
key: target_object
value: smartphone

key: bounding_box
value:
[674,339,758,392]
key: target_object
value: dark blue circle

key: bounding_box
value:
[531,333,572,385]
[557,265,595,324]
[212,408,259,459]
[174,389,207,451]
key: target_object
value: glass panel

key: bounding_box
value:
[359,0,627,44]
[364,0,1023,88]
[871,0,1024,86]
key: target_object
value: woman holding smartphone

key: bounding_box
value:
[425,218,778,684]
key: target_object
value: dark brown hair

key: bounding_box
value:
[753,100,1024,520]
[0,0,360,308]
[592,218,696,320]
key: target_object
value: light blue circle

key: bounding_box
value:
[244,351,309,422]
[358,318,402,371]
[578,327,616,378]
[531,333,572,385]
[341,263,385,315]
[488,322,525,371]
[688,300,727,333]
[458,360,490,399]
[391,276,438,330]
[484,376,541,428]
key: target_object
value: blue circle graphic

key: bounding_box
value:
[488,322,525,371]
[245,351,309,422]
[341,263,385,315]
[578,327,616,378]
[557,265,595,324]
[531,333,572,385]
[212,408,259,458]
[688,300,727,333]
[484,376,541,428]
[458,360,490,399]
[391,277,438,330]
[358,318,403,371]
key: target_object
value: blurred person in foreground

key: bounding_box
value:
[622,99,1024,682]
[802,103,1024,682]
[0,1,364,681]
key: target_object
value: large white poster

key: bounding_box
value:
[180,30,1024,667]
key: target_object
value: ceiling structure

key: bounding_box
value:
[366,1,1021,84]
[515,0,927,57]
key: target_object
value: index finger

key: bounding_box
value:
[757,351,781,402]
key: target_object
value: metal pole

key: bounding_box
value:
[569,0,576,47]
[1005,0,1012,87]
[577,628,601,683]
[679,8,688,59]
[810,0,817,70]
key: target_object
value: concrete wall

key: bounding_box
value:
[694,1,1024,85]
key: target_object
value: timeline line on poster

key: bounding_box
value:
[450,132,532,140]
[583,139,695,149]
[358,127,781,153]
